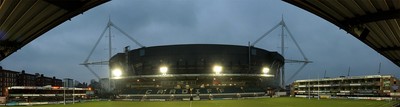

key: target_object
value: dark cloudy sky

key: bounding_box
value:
[1,0,399,84]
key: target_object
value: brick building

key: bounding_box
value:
[0,69,18,96]
[0,67,63,96]
[18,70,36,86]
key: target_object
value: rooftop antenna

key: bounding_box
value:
[80,19,145,80]
[347,67,350,77]
[251,17,312,88]
[324,70,327,78]
[248,41,251,73]
[378,62,381,75]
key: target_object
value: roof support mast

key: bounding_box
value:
[108,19,112,91]
[108,23,112,59]
[80,19,145,80]
[252,18,312,88]
[280,18,285,89]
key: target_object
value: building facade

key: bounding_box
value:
[63,78,74,88]
[99,78,113,92]
[0,67,63,96]
[18,70,36,86]
[291,75,400,98]
[0,69,19,96]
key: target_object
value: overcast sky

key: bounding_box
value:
[1,0,399,84]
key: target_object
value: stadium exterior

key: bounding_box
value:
[109,44,284,100]
[291,75,400,100]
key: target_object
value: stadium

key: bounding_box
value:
[2,0,400,106]
[109,44,285,100]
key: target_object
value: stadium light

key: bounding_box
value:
[112,68,122,78]
[213,65,223,75]
[262,67,270,74]
[160,66,168,75]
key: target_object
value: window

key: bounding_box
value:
[251,49,257,55]
[140,49,145,56]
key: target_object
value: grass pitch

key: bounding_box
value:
[35,97,398,107]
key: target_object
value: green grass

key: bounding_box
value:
[34,97,398,107]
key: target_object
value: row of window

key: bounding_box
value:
[0,73,18,78]
[296,80,381,85]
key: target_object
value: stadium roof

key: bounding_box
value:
[0,0,109,61]
[284,0,400,67]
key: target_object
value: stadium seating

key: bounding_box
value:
[244,87,264,92]
[118,87,268,101]
[120,87,264,95]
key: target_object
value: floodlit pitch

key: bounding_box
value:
[33,97,398,107]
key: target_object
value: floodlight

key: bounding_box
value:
[112,68,122,77]
[262,67,270,74]
[160,66,168,75]
[213,65,223,74]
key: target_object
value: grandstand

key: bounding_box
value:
[5,86,91,105]
[109,44,284,100]
[291,75,400,100]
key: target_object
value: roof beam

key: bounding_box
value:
[378,46,400,52]
[346,25,370,41]
[341,9,400,25]
[358,27,370,41]
[0,40,20,49]
[0,40,20,60]
[44,0,87,11]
